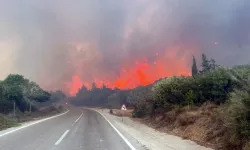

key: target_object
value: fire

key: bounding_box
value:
[67,75,82,96]
[65,45,195,96]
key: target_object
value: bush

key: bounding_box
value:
[220,90,250,149]
[152,68,239,110]
[127,86,153,117]
[185,90,195,109]
[0,114,19,130]
[196,68,238,104]
[58,105,63,111]
[152,76,196,109]
[0,100,13,114]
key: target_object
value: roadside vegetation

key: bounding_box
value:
[0,114,19,130]
[0,74,66,130]
[71,53,250,150]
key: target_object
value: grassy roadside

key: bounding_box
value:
[0,114,20,131]
[15,105,65,123]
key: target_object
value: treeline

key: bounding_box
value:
[71,84,130,108]
[0,74,56,114]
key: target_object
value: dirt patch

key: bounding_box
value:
[138,103,225,150]
[109,109,133,117]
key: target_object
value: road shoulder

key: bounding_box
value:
[96,109,213,150]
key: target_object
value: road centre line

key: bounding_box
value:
[0,110,69,138]
[74,112,83,123]
[54,130,70,145]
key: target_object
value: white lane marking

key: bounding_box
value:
[94,110,136,150]
[74,112,83,123]
[0,110,69,138]
[54,130,70,145]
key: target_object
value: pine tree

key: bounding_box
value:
[200,53,210,73]
[192,56,198,76]
[209,58,216,70]
[91,82,97,90]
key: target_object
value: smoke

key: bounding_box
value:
[0,0,250,95]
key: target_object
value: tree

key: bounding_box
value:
[3,74,25,86]
[50,90,66,102]
[107,93,120,109]
[0,82,13,114]
[209,58,216,70]
[192,56,198,76]
[3,85,24,113]
[200,54,218,74]
[200,53,210,73]
[2,74,26,113]
[72,84,115,107]
[91,82,97,90]
[0,74,51,113]
[26,81,50,102]
[127,86,153,117]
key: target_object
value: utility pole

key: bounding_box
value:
[13,100,16,119]
[29,100,31,113]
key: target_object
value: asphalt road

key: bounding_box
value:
[0,108,132,150]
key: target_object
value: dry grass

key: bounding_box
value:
[139,102,226,150]
[243,141,250,150]
[177,111,198,126]
[110,109,133,117]
[16,105,65,122]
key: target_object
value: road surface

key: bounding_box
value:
[0,108,133,150]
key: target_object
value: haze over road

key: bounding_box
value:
[0,108,133,150]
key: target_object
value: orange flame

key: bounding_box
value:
[65,45,196,96]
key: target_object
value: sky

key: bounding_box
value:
[0,0,250,95]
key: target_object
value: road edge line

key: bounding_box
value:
[0,110,69,137]
[93,109,136,150]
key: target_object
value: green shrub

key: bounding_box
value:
[196,68,238,104]
[127,86,153,117]
[152,76,196,109]
[185,90,195,109]
[0,99,13,114]
[0,114,19,130]
[220,90,250,149]
[152,68,239,110]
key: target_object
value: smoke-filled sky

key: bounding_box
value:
[0,0,250,95]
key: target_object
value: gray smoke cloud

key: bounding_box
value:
[0,0,249,92]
